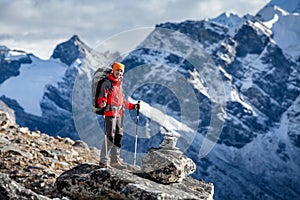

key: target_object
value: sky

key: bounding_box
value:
[0,0,270,59]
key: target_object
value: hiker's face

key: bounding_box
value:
[113,69,123,80]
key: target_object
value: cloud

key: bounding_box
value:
[0,0,270,59]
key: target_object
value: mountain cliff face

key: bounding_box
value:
[0,0,300,199]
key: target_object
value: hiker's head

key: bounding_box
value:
[112,62,124,80]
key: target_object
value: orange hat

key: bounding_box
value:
[112,62,125,72]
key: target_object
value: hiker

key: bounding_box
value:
[98,62,140,169]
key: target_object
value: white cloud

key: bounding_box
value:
[0,0,270,59]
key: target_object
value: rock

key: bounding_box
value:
[0,100,16,123]
[64,137,74,145]
[40,149,54,158]
[55,163,213,200]
[0,172,50,200]
[19,127,29,134]
[73,140,89,149]
[141,134,196,184]
[0,110,13,128]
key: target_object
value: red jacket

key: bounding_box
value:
[97,74,135,117]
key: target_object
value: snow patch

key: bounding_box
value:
[188,69,210,98]
[0,56,67,116]
[230,88,254,114]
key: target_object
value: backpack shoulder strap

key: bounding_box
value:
[106,78,113,88]
[101,78,113,95]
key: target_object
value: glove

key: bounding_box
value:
[135,102,140,110]
[101,100,106,108]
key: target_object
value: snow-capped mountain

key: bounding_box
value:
[257,0,300,60]
[0,0,300,199]
[0,35,119,139]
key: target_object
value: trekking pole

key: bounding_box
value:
[112,106,118,135]
[102,100,109,165]
[133,101,140,168]
[104,116,108,163]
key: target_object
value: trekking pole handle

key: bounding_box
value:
[137,100,140,118]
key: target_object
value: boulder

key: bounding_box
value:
[55,163,213,200]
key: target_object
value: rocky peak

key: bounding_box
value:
[261,0,300,14]
[210,12,246,32]
[0,48,32,84]
[51,34,93,66]
[0,45,9,54]
[156,20,227,47]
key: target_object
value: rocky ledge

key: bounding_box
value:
[56,163,213,200]
[0,109,214,199]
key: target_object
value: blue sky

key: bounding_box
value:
[0,0,270,59]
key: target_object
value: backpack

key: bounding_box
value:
[92,67,113,115]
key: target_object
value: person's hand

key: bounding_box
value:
[135,102,140,110]
[101,100,106,108]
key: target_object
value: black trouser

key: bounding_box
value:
[100,116,123,163]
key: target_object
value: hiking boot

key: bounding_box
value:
[99,162,109,168]
[110,160,127,170]
[110,146,127,170]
